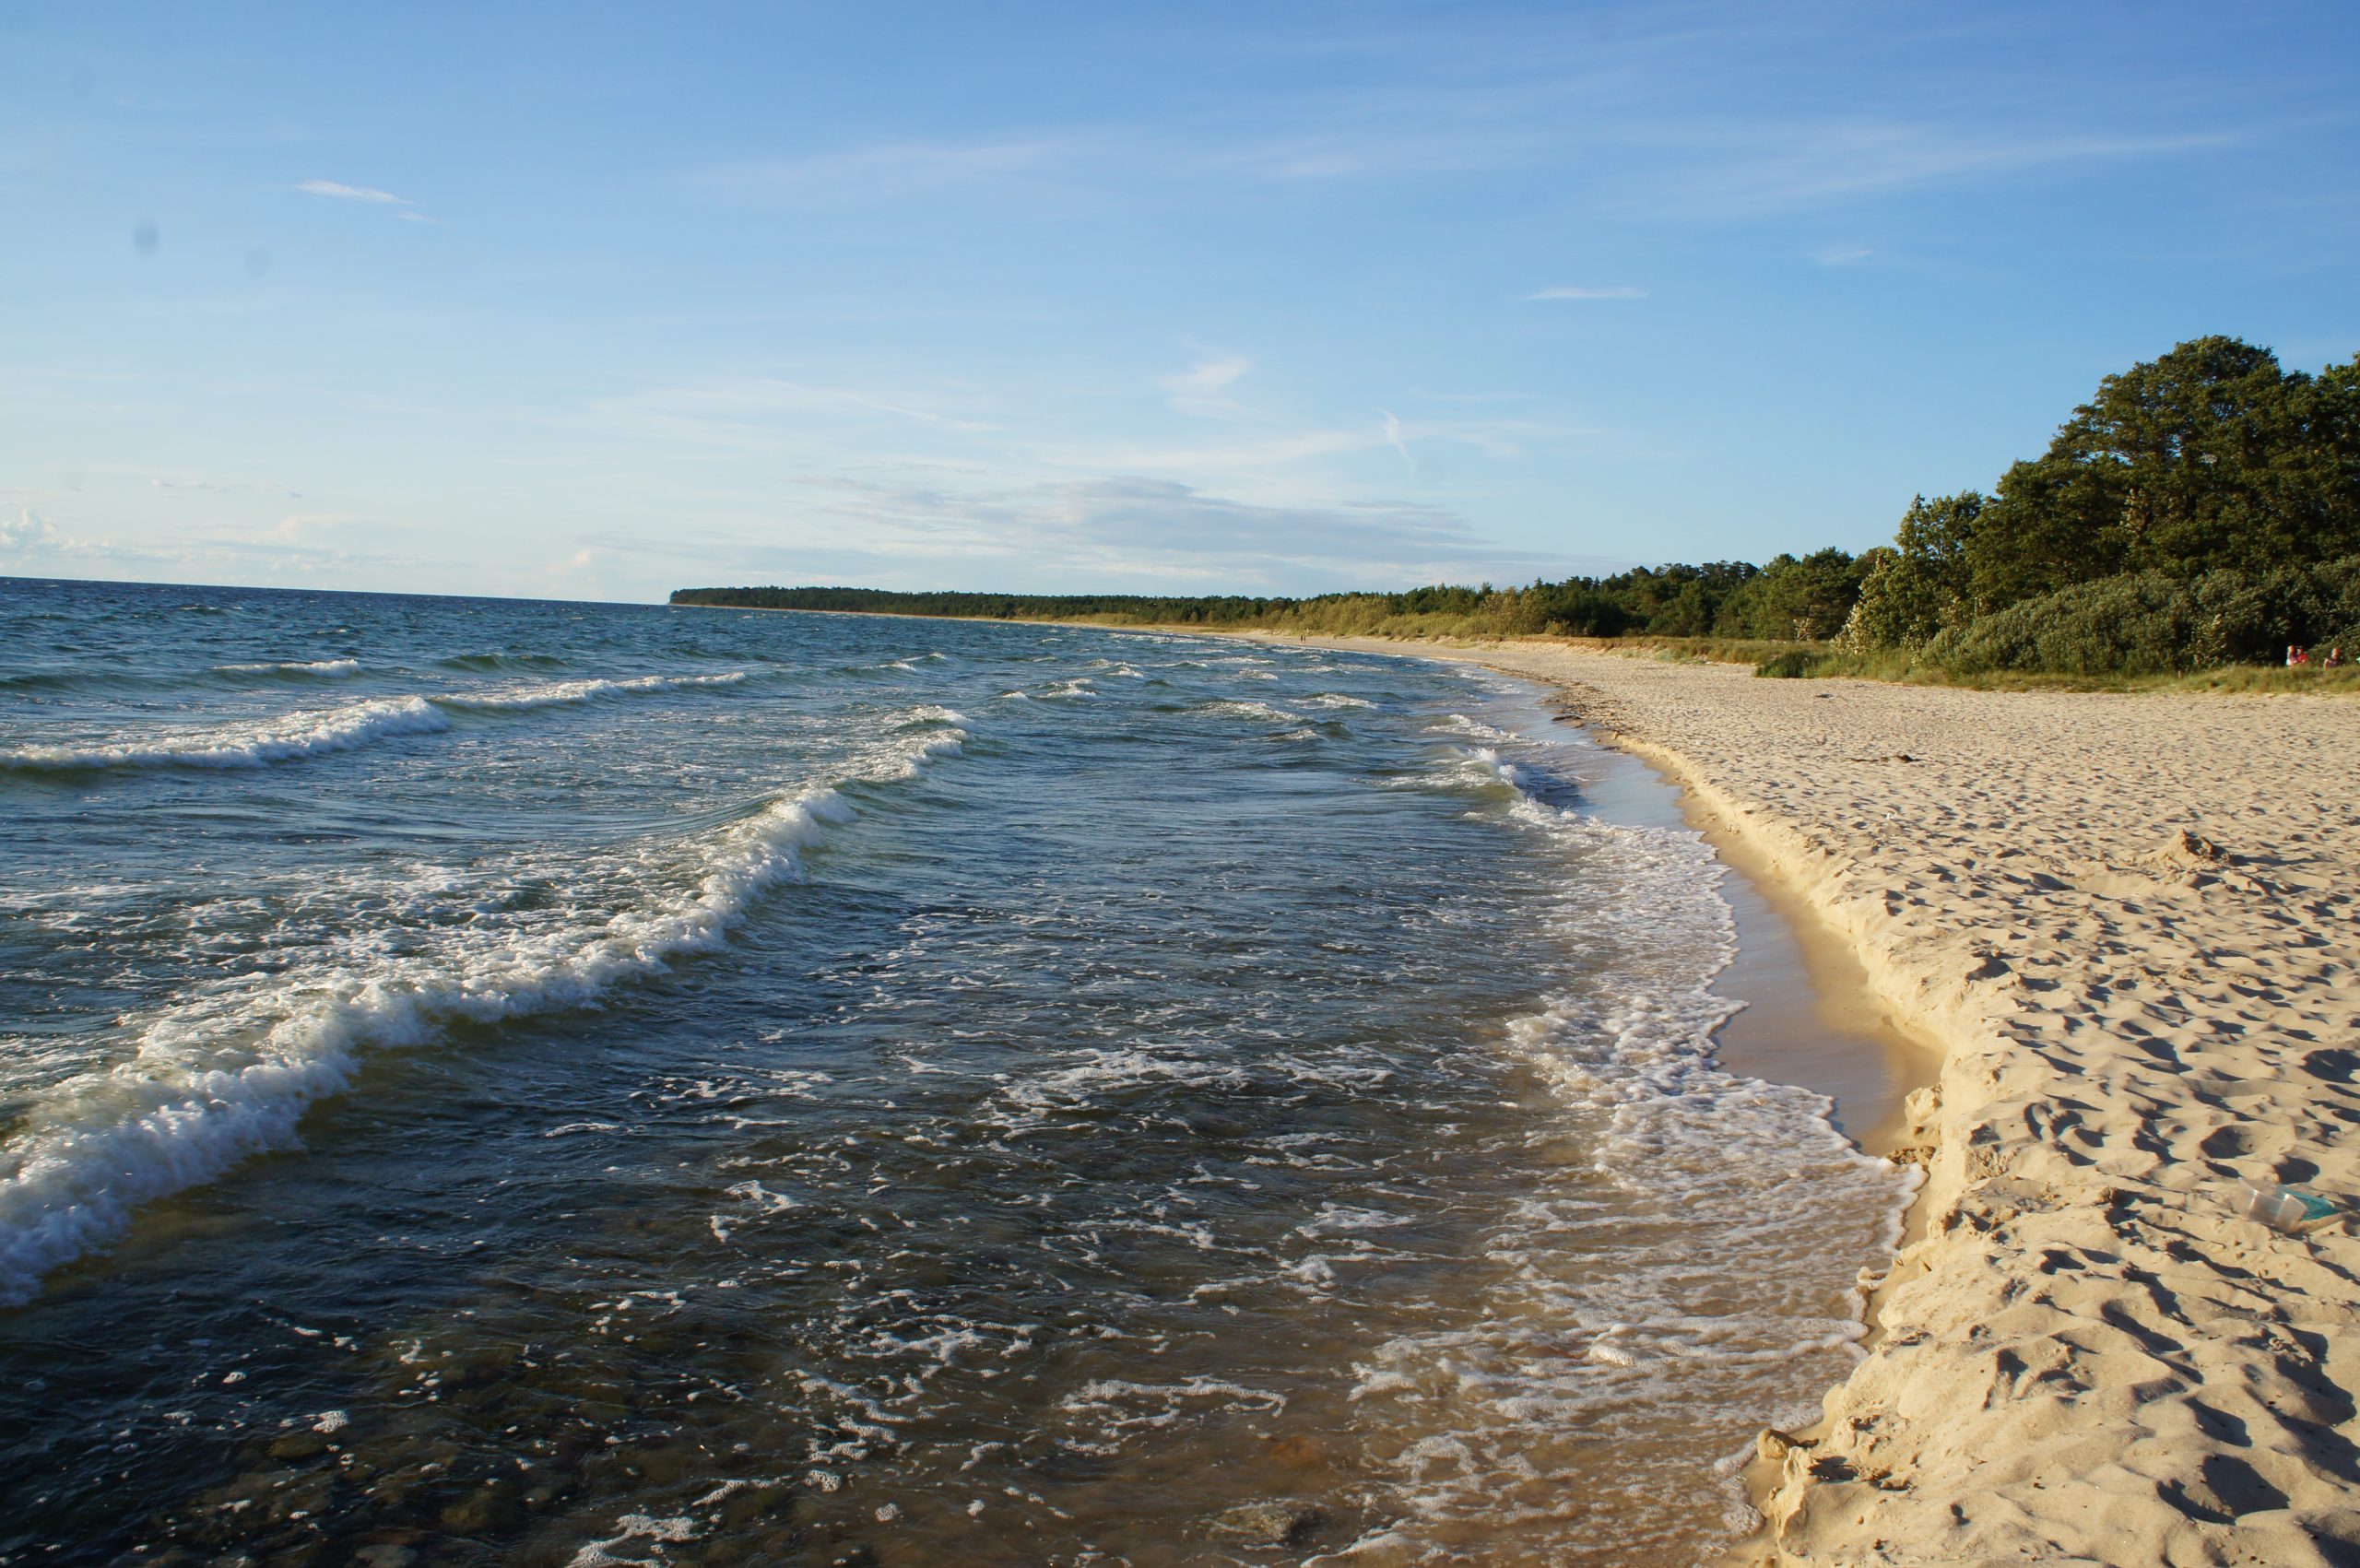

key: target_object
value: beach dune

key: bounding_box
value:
[1261,635,2360,1568]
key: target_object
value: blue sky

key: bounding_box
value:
[2,2,2354,602]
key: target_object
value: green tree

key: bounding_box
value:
[1965,336,2360,609]
[1715,548,1865,640]
[1844,492,1983,648]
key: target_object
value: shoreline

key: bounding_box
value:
[693,605,2360,1560]
[1243,631,1950,1555]
[1235,630,2360,1567]
[1587,728,1946,1157]
[1524,699,1943,1158]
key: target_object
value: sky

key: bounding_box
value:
[2,1,2355,603]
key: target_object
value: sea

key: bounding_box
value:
[0,577,1913,1567]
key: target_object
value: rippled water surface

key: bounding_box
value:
[0,579,1909,1566]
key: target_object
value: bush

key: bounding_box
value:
[1754,649,1832,678]
[1921,557,2360,675]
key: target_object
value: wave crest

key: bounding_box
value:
[438,671,746,713]
[0,711,971,1305]
[1,697,450,772]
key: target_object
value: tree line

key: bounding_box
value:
[674,336,2360,676]
[1842,335,2359,673]
[667,556,1867,642]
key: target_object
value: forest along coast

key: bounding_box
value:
[1243,634,2360,1568]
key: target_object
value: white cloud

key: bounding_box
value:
[1046,426,1380,475]
[1815,243,1873,265]
[683,17,2241,227]
[269,512,370,542]
[296,179,407,204]
[1635,124,2236,218]
[1,507,57,556]
[732,474,1587,590]
[1159,354,1253,418]
[589,377,999,452]
[1525,285,1647,301]
[295,179,440,225]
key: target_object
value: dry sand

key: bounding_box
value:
[1248,633,2360,1568]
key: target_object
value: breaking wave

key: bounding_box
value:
[1,697,453,772]
[0,711,971,1306]
[437,671,747,713]
[1,674,749,773]
[212,659,362,680]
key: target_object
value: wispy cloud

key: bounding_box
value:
[1634,124,2238,217]
[1814,243,1873,266]
[694,139,1067,205]
[588,377,999,451]
[295,179,441,224]
[1048,427,1381,475]
[1159,354,1253,418]
[587,364,1604,507]
[685,12,2243,222]
[1525,285,1647,301]
[707,473,1599,592]
[296,179,407,204]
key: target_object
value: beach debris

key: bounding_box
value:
[2237,1182,2341,1232]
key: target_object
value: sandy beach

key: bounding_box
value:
[1245,633,2360,1567]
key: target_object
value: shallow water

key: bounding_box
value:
[0,580,1911,1566]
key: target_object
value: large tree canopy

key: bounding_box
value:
[1965,336,2360,609]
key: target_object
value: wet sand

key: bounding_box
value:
[1240,631,2360,1568]
[1554,713,1940,1153]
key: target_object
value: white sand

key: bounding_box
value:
[1255,634,2360,1567]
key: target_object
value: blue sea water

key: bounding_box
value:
[0,578,1910,1566]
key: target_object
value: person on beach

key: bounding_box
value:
[2328,646,2346,668]
[2287,645,2309,666]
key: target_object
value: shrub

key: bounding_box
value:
[1754,649,1832,678]
[1922,556,2360,675]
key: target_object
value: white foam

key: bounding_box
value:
[1199,699,1300,725]
[566,1514,701,1568]
[213,659,362,678]
[3,673,751,772]
[2,696,450,772]
[440,671,746,712]
[1328,731,1916,1558]
[0,712,970,1306]
[1433,712,1515,741]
